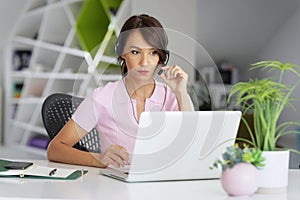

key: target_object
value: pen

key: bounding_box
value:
[49,168,57,176]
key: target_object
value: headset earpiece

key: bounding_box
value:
[115,41,121,56]
[163,50,170,65]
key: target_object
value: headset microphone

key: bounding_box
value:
[157,50,169,75]
[157,68,164,75]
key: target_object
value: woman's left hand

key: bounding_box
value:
[159,65,188,95]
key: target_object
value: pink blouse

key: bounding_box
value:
[72,79,179,154]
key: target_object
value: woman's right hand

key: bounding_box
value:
[99,144,129,168]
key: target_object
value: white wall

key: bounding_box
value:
[0,0,28,143]
[258,4,300,127]
[195,0,300,81]
[0,0,28,85]
[256,5,300,168]
[258,7,300,68]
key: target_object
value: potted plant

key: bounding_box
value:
[211,144,264,196]
[227,60,300,193]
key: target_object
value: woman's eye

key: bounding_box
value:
[131,50,139,55]
[150,51,158,55]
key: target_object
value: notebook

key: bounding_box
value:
[0,159,87,180]
[100,111,241,182]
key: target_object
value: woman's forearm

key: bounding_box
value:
[176,91,193,111]
[47,140,105,168]
[47,119,106,168]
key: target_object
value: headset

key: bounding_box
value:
[157,50,169,75]
[161,49,170,65]
[116,43,169,120]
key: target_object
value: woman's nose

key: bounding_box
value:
[139,53,150,66]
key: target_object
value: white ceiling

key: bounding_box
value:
[196,0,300,71]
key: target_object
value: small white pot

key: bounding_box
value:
[257,150,290,194]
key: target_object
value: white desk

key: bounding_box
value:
[0,160,299,200]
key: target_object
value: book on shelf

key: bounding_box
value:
[28,135,50,150]
[12,82,23,98]
[12,50,32,71]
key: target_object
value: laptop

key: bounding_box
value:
[100,111,241,182]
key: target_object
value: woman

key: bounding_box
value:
[47,14,193,168]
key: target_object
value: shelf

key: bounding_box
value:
[10,120,47,136]
[4,0,126,156]
[10,96,45,104]
[204,84,233,110]
[208,83,232,93]
[59,53,89,73]
[75,0,122,53]
[13,36,36,47]
[25,4,47,17]
[13,36,89,58]
[68,0,84,20]
[15,12,42,39]
[10,71,88,80]
[39,6,71,45]
[25,0,47,12]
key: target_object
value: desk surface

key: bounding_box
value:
[0,160,299,200]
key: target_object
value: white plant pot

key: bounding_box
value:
[256,150,290,194]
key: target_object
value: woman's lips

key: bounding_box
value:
[138,70,150,75]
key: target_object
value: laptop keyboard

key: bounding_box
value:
[109,164,130,173]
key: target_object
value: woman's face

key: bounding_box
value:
[121,30,160,81]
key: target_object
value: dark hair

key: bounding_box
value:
[115,14,169,76]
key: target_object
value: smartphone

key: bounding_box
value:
[4,161,33,170]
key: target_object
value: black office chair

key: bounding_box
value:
[41,93,101,153]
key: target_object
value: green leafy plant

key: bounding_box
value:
[211,144,265,171]
[227,60,300,151]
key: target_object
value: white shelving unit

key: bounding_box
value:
[0,85,2,144]
[4,0,128,156]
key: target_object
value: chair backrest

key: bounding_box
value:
[41,93,101,153]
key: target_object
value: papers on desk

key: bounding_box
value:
[0,165,74,178]
[0,159,87,180]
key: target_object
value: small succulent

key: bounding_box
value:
[211,144,265,171]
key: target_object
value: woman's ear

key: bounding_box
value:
[121,54,126,60]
